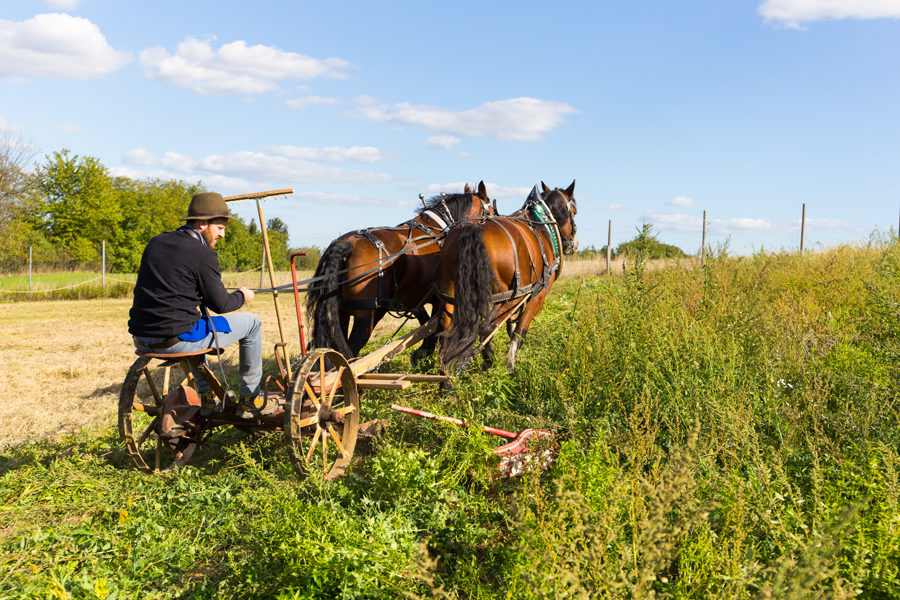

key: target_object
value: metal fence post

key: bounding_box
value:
[606,219,612,275]
[800,203,806,254]
[701,210,707,265]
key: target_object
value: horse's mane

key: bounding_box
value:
[416,192,474,225]
[515,188,574,228]
[542,188,574,227]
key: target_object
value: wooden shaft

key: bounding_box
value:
[224,188,293,202]
[255,199,288,363]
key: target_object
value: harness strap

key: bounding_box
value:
[492,219,521,292]
[421,210,449,231]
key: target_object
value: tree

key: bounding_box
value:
[0,133,35,230]
[34,149,118,264]
[615,227,688,260]
[110,177,204,272]
[0,133,50,272]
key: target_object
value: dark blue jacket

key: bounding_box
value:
[128,229,244,338]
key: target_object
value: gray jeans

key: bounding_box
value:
[134,312,263,398]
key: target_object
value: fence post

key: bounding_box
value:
[606,219,612,275]
[701,210,707,266]
[28,246,32,292]
[800,203,806,254]
[102,240,106,292]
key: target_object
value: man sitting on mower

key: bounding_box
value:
[128,191,272,418]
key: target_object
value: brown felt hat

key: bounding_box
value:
[180,192,233,222]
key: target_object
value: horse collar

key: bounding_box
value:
[421,209,449,231]
[530,198,561,258]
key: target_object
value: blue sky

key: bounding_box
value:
[1,0,899,254]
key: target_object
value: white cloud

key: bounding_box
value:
[57,122,82,133]
[121,147,392,184]
[668,195,695,207]
[287,191,416,208]
[356,97,578,142]
[804,217,856,229]
[0,13,129,80]
[644,211,782,234]
[267,145,387,163]
[44,0,81,9]
[139,37,350,97]
[425,182,530,200]
[0,117,20,134]
[122,148,157,166]
[285,95,341,109]
[760,0,900,26]
[425,135,461,150]
[160,152,196,172]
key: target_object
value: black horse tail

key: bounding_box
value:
[306,240,355,357]
[440,224,494,371]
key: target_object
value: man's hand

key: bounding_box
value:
[239,286,255,305]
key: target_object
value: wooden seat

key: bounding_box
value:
[136,348,223,360]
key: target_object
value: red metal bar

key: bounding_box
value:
[390,404,517,439]
[289,252,308,355]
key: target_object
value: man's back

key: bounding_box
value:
[128,229,243,338]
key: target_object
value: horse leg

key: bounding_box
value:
[346,308,385,356]
[505,295,547,369]
[480,340,495,370]
[410,305,436,368]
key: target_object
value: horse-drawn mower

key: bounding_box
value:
[119,184,575,481]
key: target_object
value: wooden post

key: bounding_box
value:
[28,246,32,291]
[256,198,289,364]
[223,188,293,364]
[800,203,806,254]
[606,220,612,275]
[102,240,106,292]
[701,210,707,265]
[259,242,266,290]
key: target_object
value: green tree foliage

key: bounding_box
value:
[3,147,297,274]
[289,246,322,271]
[614,224,688,259]
[0,134,54,271]
[110,177,204,272]
[34,149,120,263]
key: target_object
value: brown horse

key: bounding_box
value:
[436,181,577,373]
[307,181,495,358]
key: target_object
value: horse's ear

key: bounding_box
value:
[565,180,575,197]
[464,183,471,194]
[541,182,550,193]
[478,180,487,198]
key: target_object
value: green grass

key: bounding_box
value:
[0,272,136,301]
[3,240,900,598]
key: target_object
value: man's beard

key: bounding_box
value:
[202,228,218,248]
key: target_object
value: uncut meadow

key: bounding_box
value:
[1,242,899,599]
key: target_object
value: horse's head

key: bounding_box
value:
[418,180,496,229]
[540,180,578,255]
[472,180,497,217]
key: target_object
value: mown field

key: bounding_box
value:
[2,243,899,599]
